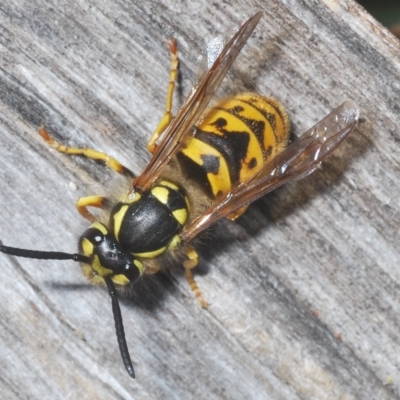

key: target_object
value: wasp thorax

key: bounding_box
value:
[110,180,190,259]
[79,222,144,286]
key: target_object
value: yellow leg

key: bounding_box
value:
[183,246,208,308]
[147,39,179,154]
[76,195,106,222]
[38,127,130,175]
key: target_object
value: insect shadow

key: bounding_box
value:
[45,270,176,312]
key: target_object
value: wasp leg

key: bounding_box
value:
[76,195,106,222]
[147,39,179,154]
[38,127,131,176]
[226,205,249,221]
[183,246,208,308]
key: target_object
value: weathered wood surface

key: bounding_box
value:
[0,1,399,399]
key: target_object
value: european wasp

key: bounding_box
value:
[0,11,359,378]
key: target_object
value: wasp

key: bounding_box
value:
[0,11,359,378]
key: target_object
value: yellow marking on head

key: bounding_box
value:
[113,205,129,241]
[81,254,114,285]
[90,222,108,235]
[81,263,103,284]
[151,186,170,205]
[91,255,113,278]
[172,208,188,225]
[81,237,94,257]
[112,274,130,286]
[134,246,167,259]
[159,180,179,190]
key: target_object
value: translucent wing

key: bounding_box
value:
[195,24,240,85]
[181,101,359,242]
[131,11,263,192]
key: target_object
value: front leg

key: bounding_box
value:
[76,195,107,222]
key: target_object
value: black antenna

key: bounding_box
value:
[0,244,92,264]
[0,243,135,378]
[104,276,135,378]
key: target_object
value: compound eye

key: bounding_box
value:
[79,223,109,258]
[84,228,105,245]
[123,262,141,283]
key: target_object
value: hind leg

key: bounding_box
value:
[147,39,179,154]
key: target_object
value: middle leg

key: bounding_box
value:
[38,127,132,176]
[183,245,208,308]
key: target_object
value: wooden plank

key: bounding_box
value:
[0,0,399,398]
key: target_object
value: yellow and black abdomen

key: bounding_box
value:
[177,94,290,198]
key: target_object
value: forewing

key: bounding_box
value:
[132,11,263,191]
[181,101,359,242]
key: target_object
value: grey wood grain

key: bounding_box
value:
[0,0,399,399]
